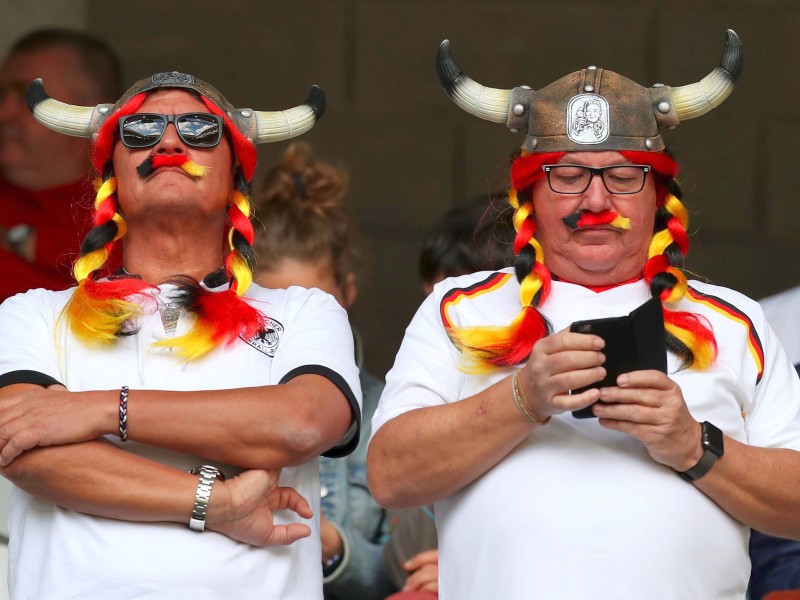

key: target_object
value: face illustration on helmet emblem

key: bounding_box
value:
[568,95,609,144]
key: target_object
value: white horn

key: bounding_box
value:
[27,78,94,137]
[253,85,325,144]
[437,40,511,124]
[671,29,743,121]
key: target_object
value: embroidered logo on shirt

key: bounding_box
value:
[241,317,284,357]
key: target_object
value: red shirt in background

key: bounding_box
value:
[0,176,120,302]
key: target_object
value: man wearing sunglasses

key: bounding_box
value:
[0,70,361,600]
[369,32,800,599]
[0,29,122,303]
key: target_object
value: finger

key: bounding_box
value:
[265,523,312,546]
[404,565,438,591]
[0,425,43,466]
[548,365,607,395]
[407,549,439,566]
[598,385,652,406]
[616,369,674,390]
[597,417,638,436]
[543,327,606,353]
[548,350,607,376]
[419,579,440,593]
[594,401,657,426]
[271,486,313,519]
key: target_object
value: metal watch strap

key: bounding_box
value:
[189,465,224,532]
[678,421,724,482]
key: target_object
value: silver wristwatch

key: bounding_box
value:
[189,465,225,532]
[7,224,34,253]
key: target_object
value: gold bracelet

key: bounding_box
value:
[512,370,551,426]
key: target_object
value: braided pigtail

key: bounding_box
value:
[448,152,564,372]
[63,93,157,343]
[642,176,716,370]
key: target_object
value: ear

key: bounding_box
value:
[340,272,358,309]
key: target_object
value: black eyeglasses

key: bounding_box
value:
[541,164,651,195]
[119,113,225,149]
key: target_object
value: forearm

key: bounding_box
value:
[368,375,536,508]
[0,440,200,524]
[13,375,353,470]
[695,439,800,539]
[127,377,350,468]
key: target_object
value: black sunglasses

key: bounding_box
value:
[118,113,225,149]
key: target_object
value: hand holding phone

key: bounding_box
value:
[569,297,667,418]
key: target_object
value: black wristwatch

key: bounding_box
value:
[678,421,724,482]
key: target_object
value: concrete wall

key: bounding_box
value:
[4,0,799,378]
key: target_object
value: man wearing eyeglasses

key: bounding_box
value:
[369,32,800,599]
[0,29,123,303]
[0,70,361,599]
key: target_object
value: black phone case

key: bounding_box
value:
[569,297,667,418]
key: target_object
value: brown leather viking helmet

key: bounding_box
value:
[436,29,742,153]
[26,70,325,146]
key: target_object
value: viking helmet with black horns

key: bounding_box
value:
[436,29,742,153]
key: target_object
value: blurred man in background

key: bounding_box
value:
[0,28,122,302]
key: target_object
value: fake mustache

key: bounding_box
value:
[562,210,631,231]
[136,154,208,178]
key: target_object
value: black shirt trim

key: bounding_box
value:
[279,365,361,458]
[0,370,62,389]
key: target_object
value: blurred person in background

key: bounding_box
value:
[0,28,123,302]
[419,193,516,295]
[253,141,394,600]
[747,285,800,599]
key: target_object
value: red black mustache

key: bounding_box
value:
[562,210,631,230]
[136,154,207,178]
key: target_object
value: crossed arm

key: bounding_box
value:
[0,376,354,545]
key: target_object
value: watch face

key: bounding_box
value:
[8,224,34,244]
[701,421,724,457]
[190,465,225,481]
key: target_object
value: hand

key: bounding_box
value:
[209,469,313,546]
[516,326,606,422]
[319,512,343,563]
[0,384,109,465]
[593,369,702,471]
[403,549,439,593]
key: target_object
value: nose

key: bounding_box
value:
[580,172,613,211]
[153,121,184,154]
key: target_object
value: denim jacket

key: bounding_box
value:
[321,349,394,599]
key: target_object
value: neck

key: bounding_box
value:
[122,222,227,284]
